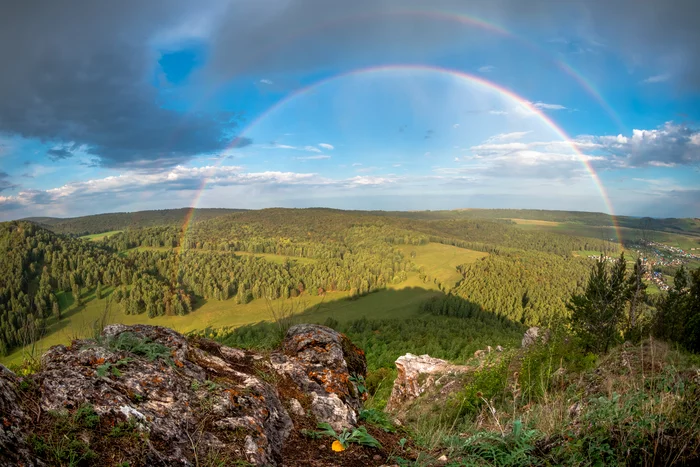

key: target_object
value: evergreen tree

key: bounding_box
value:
[625,258,647,341]
[568,254,627,353]
[52,300,60,320]
[96,281,103,300]
[72,283,82,306]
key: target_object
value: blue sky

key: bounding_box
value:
[1,0,699,220]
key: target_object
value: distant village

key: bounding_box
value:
[630,240,700,291]
[586,240,700,292]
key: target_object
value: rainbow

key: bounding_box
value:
[211,8,624,133]
[179,65,623,251]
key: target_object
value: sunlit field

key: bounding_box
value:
[396,243,487,289]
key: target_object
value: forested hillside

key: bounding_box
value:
[0,208,624,357]
[22,207,243,236]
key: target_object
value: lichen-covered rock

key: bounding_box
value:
[0,364,43,467]
[270,324,367,431]
[3,323,366,466]
[386,354,454,412]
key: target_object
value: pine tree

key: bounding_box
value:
[568,254,627,353]
[96,281,103,300]
[72,283,82,306]
[52,300,60,320]
[625,258,647,341]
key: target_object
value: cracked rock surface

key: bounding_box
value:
[0,323,366,466]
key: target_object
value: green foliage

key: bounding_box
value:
[519,329,596,402]
[29,404,100,466]
[315,422,382,449]
[551,387,700,466]
[450,419,541,467]
[359,408,396,432]
[109,419,139,439]
[214,313,523,373]
[446,359,511,419]
[104,332,172,362]
[568,254,628,353]
[349,374,367,395]
[654,266,700,352]
[96,357,131,378]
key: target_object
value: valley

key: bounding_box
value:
[2,207,699,466]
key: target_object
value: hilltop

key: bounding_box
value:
[21,208,245,236]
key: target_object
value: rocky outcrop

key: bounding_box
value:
[0,324,367,467]
[271,324,366,431]
[386,354,450,412]
[386,344,509,416]
[0,364,42,466]
[521,326,550,348]
[386,353,475,413]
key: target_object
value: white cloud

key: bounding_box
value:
[345,176,394,186]
[424,152,431,157]
[392,163,401,167]
[452,123,460,129]
[486,131,531,143]
[478,65,495,73]
[259,79,273,85]
[642,73,671,84]
[530,102,567,111]
[318,143,334,150]
[267,143,324,153]
[294,155,330,161]
[351,162,362,166]
[585,122,700,167]
[489,110,508,115]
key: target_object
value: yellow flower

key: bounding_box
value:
[331,440,346,452]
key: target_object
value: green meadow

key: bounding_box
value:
[396,243,487,288]
[79,230,123,241]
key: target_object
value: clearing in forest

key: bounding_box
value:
[79,230,123,241]
[396,243,487,289]
[506,218,561,226]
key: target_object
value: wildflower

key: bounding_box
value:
[332,440,346,452]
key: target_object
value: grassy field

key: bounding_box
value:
[506,218,561,227]
[396,243,487,289]
[1,273,437,366]
[79,230,122,241]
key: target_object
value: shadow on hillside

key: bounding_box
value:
[204,287,526,369]
[38,287,117,341]
[201,286,524,341]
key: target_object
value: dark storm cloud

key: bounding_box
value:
[0,1,241,169]
[0,171,17,192]
[204,0,700,90]
[46,147,74,161]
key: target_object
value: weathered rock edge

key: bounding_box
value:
[0,323,366,466]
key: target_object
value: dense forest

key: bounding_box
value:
[26,206,700,238]
[1,207,695,357]
[22,208,243,236]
